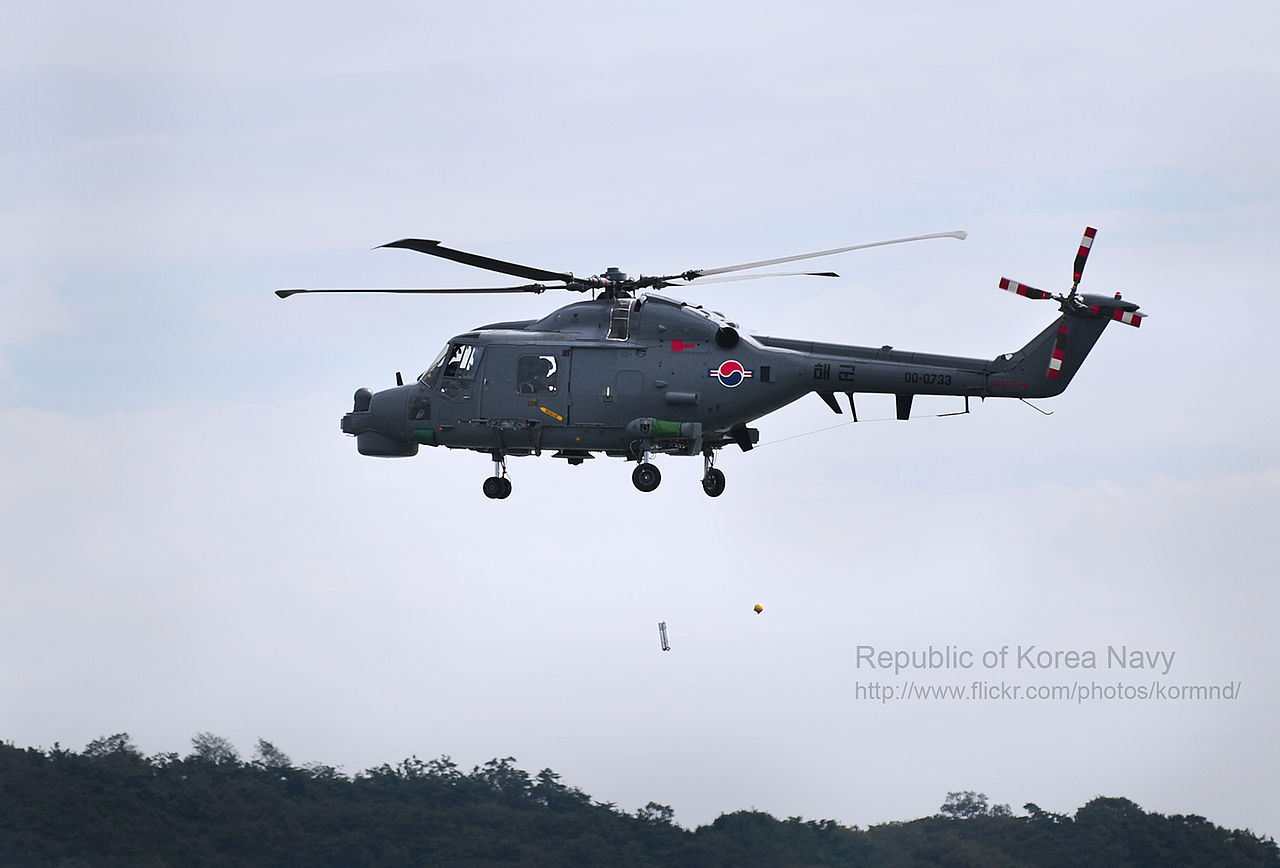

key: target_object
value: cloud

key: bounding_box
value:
[0,273,79,377]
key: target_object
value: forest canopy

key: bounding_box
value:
[1,734,1276,867]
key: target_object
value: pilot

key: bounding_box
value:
[539,357,557,393]
[518,356,556,394]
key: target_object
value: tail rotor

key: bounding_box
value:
[996,226,1145,384]
[998,226,1144,328]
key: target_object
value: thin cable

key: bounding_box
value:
[757,410,965,449]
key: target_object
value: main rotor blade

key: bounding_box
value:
[380,239,576,284]
[656,270,839,287]
[684,230,968,280]
[276,284,551,299]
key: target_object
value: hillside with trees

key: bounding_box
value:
[1,734,1275,866]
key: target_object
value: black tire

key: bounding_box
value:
[483,476,505,499]
[702,468,726,497]
[632,462,661,492]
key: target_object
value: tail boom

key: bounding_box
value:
[753,299,1137,411]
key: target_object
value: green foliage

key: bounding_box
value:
[636,801,677,825]
[188,731,239,767]
[251,738,292,771]
[941,790,991,819]
[940,789,1013,820]
[0,737,1275,867]
[82,732,141,759]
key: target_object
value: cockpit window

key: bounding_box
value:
[419,345,449,386]
[420,342,483,388]
[444,343,481,378]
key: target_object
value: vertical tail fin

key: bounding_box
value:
[991,226,1144,398]
[987,312,1111,398]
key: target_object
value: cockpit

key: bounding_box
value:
[420,341,483,390]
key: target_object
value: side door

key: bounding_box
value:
[569,346,652,425]
[480,346,572,424]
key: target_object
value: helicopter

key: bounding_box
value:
[278,227,1143,498]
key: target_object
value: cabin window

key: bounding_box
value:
[516,354,558,394]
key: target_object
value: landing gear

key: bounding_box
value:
[482,476,512,499]
[702,468,726,497]
[483,452,512,499]
[631,444,662,493]
[701,450,726,497]
[632,462,661,493]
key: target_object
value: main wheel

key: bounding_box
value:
[702,467,726,497]
[498,477,512,499]
[483,476,506,499]
[632,462,661,493]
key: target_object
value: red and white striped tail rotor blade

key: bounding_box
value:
[999,277,1054,301]
[1073,227,1097,286]
[1046,322,1069,379]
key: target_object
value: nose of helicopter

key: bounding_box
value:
[341,386,418,456]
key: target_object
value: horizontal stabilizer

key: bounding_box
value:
[1104,307,1144,327]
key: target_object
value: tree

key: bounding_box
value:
[636,802,677,826]
[1024,802,1071,824]
[189,732,239,766]
[427,755,462,780]
[940,790,990,819]
[81,733,149,780]
[84,733,142,759]
[474,756,531,803]
[252,738,292,771]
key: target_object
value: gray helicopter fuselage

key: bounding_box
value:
[341,289,1117,462]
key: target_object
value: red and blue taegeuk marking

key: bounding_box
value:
[709,359,753,388]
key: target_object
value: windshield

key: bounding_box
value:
[419,344,450,386]
[419,342,483,388]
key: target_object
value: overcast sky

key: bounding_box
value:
[3,0,1278,837]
